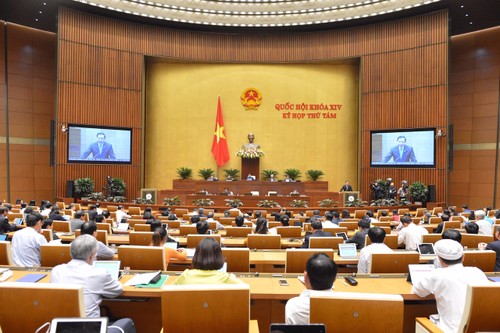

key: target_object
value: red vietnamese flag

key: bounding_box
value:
[211,96,230,167]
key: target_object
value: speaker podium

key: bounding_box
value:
[342,191,359,206]
[141,188,157,204]
[241,158,260,181]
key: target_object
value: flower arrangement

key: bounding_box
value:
[236,147,265,159]
[318,199,339,208]
[225,198,244,207]
[257,200,280,208]
[163,196,182,206]
[192,198,214,207]
[289,199,308,208]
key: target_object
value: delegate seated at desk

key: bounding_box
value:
[412,239,488,333]
[173,238,244,285]
[51,235,136,333]
[285,253,337,325]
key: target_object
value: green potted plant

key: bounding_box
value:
[261,169,278,180]
[283,168,301,181]
[409,181,427,204]
[74,178,94,198]
[223,168,240,181]
[110,178,126,197]
[305,169,325,181]
[198,168,215,180]
[88,192,106,202]
[176,167,193,179]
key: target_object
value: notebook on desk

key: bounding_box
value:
[50,318,108,333]
[338,243,358,259]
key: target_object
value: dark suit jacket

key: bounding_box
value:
[301,230,332,248]
[486,240,500,272]
[0,216,14,234]
[346,229,368,249]
[383,145,417,163]
[80,142,116,159]
[340,185,353,192]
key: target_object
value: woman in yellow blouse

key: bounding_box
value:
[173,238,244,285]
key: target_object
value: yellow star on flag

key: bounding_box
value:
[214,123,226,143]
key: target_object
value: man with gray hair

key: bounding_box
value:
[51,235,136,333]
[412,239,488,332]
[473,209,492,236]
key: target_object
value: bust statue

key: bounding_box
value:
[242,133,260,149]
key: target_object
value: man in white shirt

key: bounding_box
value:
[205,212,225,230]
[51,235,136,333]
[285,253,337,325]
[474,210,492,236]
[12,213,47,266]
[115,205,131,223]
[269,216,290,235]
[322,212,340,229]
[412,239,488,333]
[358,227,393,274]
[397,216,428,250]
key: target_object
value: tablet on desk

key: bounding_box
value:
[14,218,23,226]
[0,234,7,241]
[50,318,108,333]
[338,243,358,259]
[270,324,326,333]
[417,243,436,256]
[336,232,348,241]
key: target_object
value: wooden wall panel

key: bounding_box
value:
[56,8,449,202]
[0,23,56,202]
[449,26,500,208]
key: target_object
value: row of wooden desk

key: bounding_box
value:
[2,267,441,333]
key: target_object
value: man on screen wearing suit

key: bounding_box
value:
[382,136,417,163]
[80,132,116,160]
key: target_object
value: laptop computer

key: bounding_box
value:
[117,222,129,232]
[270,324,326,333]
[417,243,436,256]
[338,243,358,259]
[14,218,23,226]
[164,242,178,250]
[0,234,8,241]
[93,260,121,280]
[336,232,348,241]
[50,318,108,333]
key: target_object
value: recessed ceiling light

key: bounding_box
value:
[39,10,43,13]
